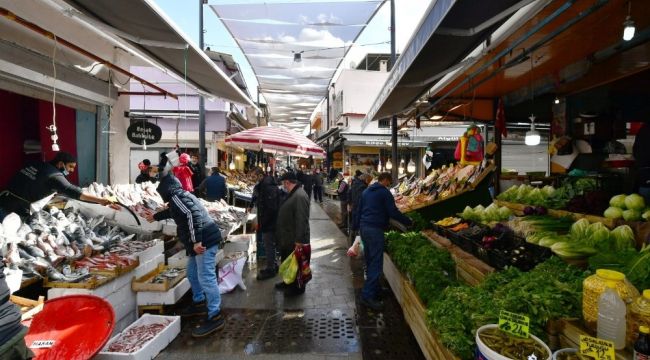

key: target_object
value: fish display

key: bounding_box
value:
[200,199,247,237]
[0,206,142,281]
[149,267,183,284]
[106,320,173,353]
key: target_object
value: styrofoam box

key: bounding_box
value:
[96,314,181,360]
[112,311,137,337]
[47,270,133,300]
[167,251,187,269]
[136,278,190,306]
[133,253,165,279]
[161,222,177,236]
[134,240,164,264]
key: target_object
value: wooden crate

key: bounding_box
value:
[90,258,140,277]
[43,273,115,289]
[558,319,632,360]
[10,295,45,321]
[132,263,186,292]
[382,253,405,305]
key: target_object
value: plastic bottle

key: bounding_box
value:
[635,326,650,360]
[598,280,627,350]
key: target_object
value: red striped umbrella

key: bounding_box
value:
[225,126,326,158]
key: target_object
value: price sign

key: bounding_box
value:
[498,310,530,338]
[579,335,615,360]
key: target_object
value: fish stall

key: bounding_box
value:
[1,181,252,358]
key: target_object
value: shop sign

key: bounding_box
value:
[127,121,162,145]
[579,335,615,360]
[498,310,530,338]
[363,140,389,146]
[434,136,460,142]
[333,161,343,168]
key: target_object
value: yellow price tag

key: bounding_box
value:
[579,335,615,360]
[498,310,530,338]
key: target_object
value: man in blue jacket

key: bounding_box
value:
[146,174,224,337]
[352,172,412,311]
[198,167,227,202]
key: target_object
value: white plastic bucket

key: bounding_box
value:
[166,150,180,167]
[552,348,578,359]
[475,324,552,360]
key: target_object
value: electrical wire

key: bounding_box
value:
[50,35,59,152]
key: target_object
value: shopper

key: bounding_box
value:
[189,154,205,194]
[254,174,281,280]
[634,122,650,203]
[172,153,194,192]
[313,168,324,203]
[146,174,224,337]
[135,159,154,184]
[275,172,311,296]
[352,172,412,311]
[336,172,350,230]
[350,173,373,239]
[0,151,116,219]
[302,170,314,201]
[198,167,227,202]
[0,255,32,359]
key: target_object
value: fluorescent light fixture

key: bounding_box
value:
[431,115,443,120]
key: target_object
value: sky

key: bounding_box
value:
[153,0,434,105]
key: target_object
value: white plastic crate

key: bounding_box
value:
[166,251,187,269]
[134,240,164,264]
[46,270,133,300]
[136,278,190,306]
[133,254,165,279]
[96,314,180,360]
[112,311,137,337]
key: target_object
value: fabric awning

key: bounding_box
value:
[365,0,532,123]
[62,0,257,109]
[225,126,326,158]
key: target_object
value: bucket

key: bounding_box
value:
[166,150,180,167]
[552,348,578,359]
[475,324,552,360]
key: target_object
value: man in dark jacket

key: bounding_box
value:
[0,152,115,219]
[189,154,205,194]
[275,172,311,296]
[255,174,281,280]
[198,167,227,202]
[0,256,32,359]
[336,173,350,230]
[312,168,324,203]
[147,174,224,337]
[349,173,372,240]
[301,170,314,201]
[352,172,412,310]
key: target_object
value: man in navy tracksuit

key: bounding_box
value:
[352,172,412,311]
[147,174,224,337]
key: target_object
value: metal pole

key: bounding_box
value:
[198,0,207,171]
[390,0,398,183]
[257,86,261,126]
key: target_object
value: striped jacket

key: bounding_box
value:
[154,174,222,256]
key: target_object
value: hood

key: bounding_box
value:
[367,182,385,192]
[156,174,182,202]
[261,174,276,186]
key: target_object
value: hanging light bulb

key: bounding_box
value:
[229,159,235,170]
[235,155,241,161]
[385,158,393,170]
[266,166,271,172]
[398,158,405,175]
[407,158,416,173]
[554,97,560,105]
[623,2,635,41]
[525,114,541,146]
[142,139,147,151]
[47,125,60,151]
[377,160,382,172]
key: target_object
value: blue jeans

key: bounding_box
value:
[186,244,221,318]
[360,226,385,301]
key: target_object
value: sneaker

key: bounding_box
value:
[360,297,384,311]
[179,301,207,317]
[191,313,225,337]
[256,268,277,281]
[275,281,290,290]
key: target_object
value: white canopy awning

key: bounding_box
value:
[61,0,257,109]
[211,1,384,130]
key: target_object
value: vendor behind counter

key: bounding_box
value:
[0,152,115,220]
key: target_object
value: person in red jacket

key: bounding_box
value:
[173,153,194,192]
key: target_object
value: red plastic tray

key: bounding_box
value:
[24,295,115,360]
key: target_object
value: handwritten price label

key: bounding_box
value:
[579,335,615,360]
[498,310,530,338]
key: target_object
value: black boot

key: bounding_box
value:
[191,312,225,337]
[179,301,207,317]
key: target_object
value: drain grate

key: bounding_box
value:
[262,313,356,342]
[214,309,266,342]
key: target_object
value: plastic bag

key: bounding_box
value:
[346,236,364,258]
[279,251,298,284]
[218,255,247,294]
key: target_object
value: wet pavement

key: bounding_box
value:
[155,197,423,359]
